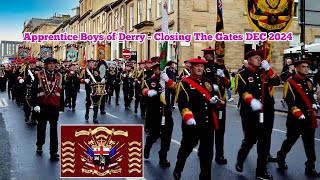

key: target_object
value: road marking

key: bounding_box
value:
[227,104,320,122]
[0,98,8,107]
[171,139,198,153]
[105,112,119,119]
[273,128,320,142]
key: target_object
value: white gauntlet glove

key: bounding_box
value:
[160,72,169,82]
[250,99,262,111]
[85,79,90,84]
[19,79,24,84]
[122,73,126,77]
[216,69,225,77]
[101,78,106,84]
[147,89,157,97]
[186,118,196,125]
[299,115,306,119]
[213,84,219,91]
[210,96,218,104]
[34,106,40,113]
[261,60,270,71]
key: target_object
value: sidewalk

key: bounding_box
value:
[231,86,320,118]
[0,113,11,180]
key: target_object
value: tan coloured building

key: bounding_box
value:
[23,0,320,73]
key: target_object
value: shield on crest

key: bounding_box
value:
[245,0,295,32]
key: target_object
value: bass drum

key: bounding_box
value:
[96,60,108,79]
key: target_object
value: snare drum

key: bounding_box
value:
[91,82,106,96]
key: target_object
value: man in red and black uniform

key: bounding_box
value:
[202,46,230,165]
[142,62,176,168]
[173,57,219,180]
[32,57,62,160]
[277,60,320,177]
[235,50,280,179]
[81,59,105,123]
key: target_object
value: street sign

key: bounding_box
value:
[299,0,320,27]
[122,49,131,59]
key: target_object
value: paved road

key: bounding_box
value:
[0,86,319,180]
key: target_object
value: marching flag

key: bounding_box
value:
[158,0,169,106]
[81,47,86,68]
[215,0,225,65]
[159,1,169,71]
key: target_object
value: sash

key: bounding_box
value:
[40,70,61,97]
[183,77,219,130]
[288,78,318,128]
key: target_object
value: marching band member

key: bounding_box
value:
[202,46,230,165]
[235,50,280,179]
[80,59,105,124]
[32,57,62,160]
[140,60,154,119]
[121,62,134,109]
[106,60,121,106]
[173,57,219,180]
[64,63,80,111]
[277,60,320,177]
[133,60,145,114]
[142,62,176,168]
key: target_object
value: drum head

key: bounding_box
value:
[97,60,107,78]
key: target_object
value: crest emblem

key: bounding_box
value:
[245,0,295,32]
[260,74,269,82]
[60,125,143,178]
[206,68,211,72]
[151,82,156,87]
[204,82,212,92]
[248,77,254,82]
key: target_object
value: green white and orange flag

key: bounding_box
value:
[159,0,169,106]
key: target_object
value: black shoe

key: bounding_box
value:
[50,153,60,161]
[276,152,288,170]
[256,172,273,179]
[108,101,111,104]
[116,102,119,106]
[215,156,228,165]
[31,120,38,125]
[159,160,171,168]
[72,108,75,111]
[101,110,106,114]
[173,171,181,180]
[85,114,89,121]
[125,107,129,110]
[93,118,99,124]
[267,154,277,163]
[235,162,243,172]
[25,118,29,123]
[144,148,150,159]
[134,109,137,114]
[305,168,320,177]
[36,147,43,155]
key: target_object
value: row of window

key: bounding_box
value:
[0,44,20,56]
[78,0,174,34]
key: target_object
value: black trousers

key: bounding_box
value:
[36,105,59,154]
[278,124,316,168]
[85,91,102,119]
[66,87,77,109]
[23,97,32,119]
[145,105,174,160]
[108,83,120,104]
[175,124,214,180]
[215,107,226,157]
[100,95,106,111]
[123,87,134,107]
[8,82,13,99]
[134,83,142,111]
[236,110,273,173]
[165,88,176,107]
